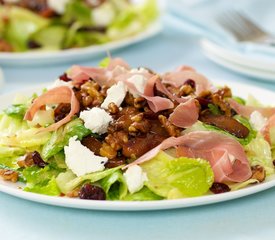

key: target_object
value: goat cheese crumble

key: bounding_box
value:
[101,81,127,109]
[123,165,148,194]
[64,136,107,177]
[80,107,113,134]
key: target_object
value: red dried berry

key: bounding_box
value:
[210,182,231,194]
[59,73,71,82]
[32,151,48,168]
[79,183,106,200]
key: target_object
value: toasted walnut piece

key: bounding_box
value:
[177,84,194,97]
[81,81,104,104]
[17,152,35,168]
[128,120,151,135]
[124,92,135,106]
[131,113,144,123]
[100,143,117,159]
[108,102,119,114]
[251,165,266,182]
[158,115,181,137]
[105,131,128,151]
[134,97,146,109]
[0,169,18,183]
[212,93,232,117]
[66,188,80,198]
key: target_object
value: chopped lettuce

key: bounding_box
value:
[123,187,163,201]
[245,134,274,175]
[30,25,67,50]
[100,170,127,200]
[56,166,122,194]
[41,118,91,160]
[3,104,28,120]
[22,165,62,196]
[141,151,214,198]
[1,6,49,51]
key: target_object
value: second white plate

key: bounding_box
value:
[0,22,161,66]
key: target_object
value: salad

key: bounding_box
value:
[0,0,158,52]
[0,57,275,201]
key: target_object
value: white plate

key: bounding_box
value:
[1,80,275,211]
[0,22,161,66]
[201,39,275,81]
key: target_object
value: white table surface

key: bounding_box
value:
[0,16,275,240]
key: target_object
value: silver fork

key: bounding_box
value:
[218,11,275,46]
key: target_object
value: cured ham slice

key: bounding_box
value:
[125,131,252,183]
[24,86,80,132]
[163,67,211,95]
[228,99,275,118]
[168,99,199,128]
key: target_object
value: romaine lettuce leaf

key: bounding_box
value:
[3,104,28,120]
[122,186,163,201]
[245,134,274,175]
[56,166,122,194]
[22,165,62,196]
[1,6,49,51]
[41,118,91,160]
[100,170,127,200]
[141,151,214,198]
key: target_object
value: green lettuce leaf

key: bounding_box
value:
[3,104,28,120]
[30,25,67,50]
[22,165,62,196]
[1,6,49,51]
[141,151,214,198]
[41,118,91,160]
[245,134,274,175]
[56,166,122,194]
[100,170,127,200]
[122,186,163,201]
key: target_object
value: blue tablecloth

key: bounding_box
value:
[0,16,274,240]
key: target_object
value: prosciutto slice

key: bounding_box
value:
[24,86,80,132]
[125,131,252,183]
[168,99,199,128]
[162,67,211,95]
[228,98,275,119]
[68,58,130,87]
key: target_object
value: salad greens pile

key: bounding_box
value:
[0,60,275,202]
[0,0,158,52]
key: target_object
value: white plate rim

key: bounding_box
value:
[0,22,161,66]
[201,39,275,73]
[202,47,275,81]
[1,80,275,211]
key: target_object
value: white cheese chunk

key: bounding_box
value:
[250,111,267,131]
[47,79,72,90]
[47,0,70,14]
[80,107,113,134]
[101,81,127,109]
[123,165,148,194]
[127,74,147,96]
[64,136,107,177]
[91,2,115,27]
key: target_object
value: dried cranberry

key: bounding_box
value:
[184,79,196,89]
[27,40,41,49]
[32,151,48,168]
[59,73,71,82]
[210,182,231,194]
[79,183,106,200]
